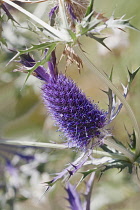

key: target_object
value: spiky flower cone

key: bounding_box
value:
[42,73,107,150]
[19,52,107,150]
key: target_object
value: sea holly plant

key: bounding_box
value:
[1,0,140,208]
[15,50,139,190]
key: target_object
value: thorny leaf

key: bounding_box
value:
[65,173,95,210]
[84,173,95,210]
[20,42,57,54]
[80,13,139,51]
[8,41,58,65]
[67,29,77,42]
[22,43,56,87]
[103,66,140,122]
[91,15,140,34]
[87,34,111,51]
[80,13,101,35]
[100,159,133,176]
[100,144,116,155]
[13,43,56,88]
[44,152,91,191]
[105,15,140,32]
[112,136,127,149]
[125,128,136,151]
[85,0,94,20]
[65,183,83,210]
[80,156,113,181]
[80,169,96,180]
[127,66,140,88]
[1,3,19,24]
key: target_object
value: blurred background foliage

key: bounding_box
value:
[0,0,140,209]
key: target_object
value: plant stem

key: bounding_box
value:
[58,0,69,29]
[0,8,2,39]
[0,139,134,161]
[58,0,71,41]
[0,140,67,149]
[74,45,140,157]
[104,138,134,161]
[92,149,129,160]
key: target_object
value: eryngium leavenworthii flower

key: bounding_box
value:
[19,52,107,151]
[42,74,107,150]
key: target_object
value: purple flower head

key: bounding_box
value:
[19,52,107,151]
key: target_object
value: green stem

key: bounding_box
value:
[0,139,134,161]
[92,149,128,161]
[58,0,69,29]
[58,0,71,41]
[74,45,140,157]
[0,140,67,149]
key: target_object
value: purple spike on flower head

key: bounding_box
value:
[19,53,107,150]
